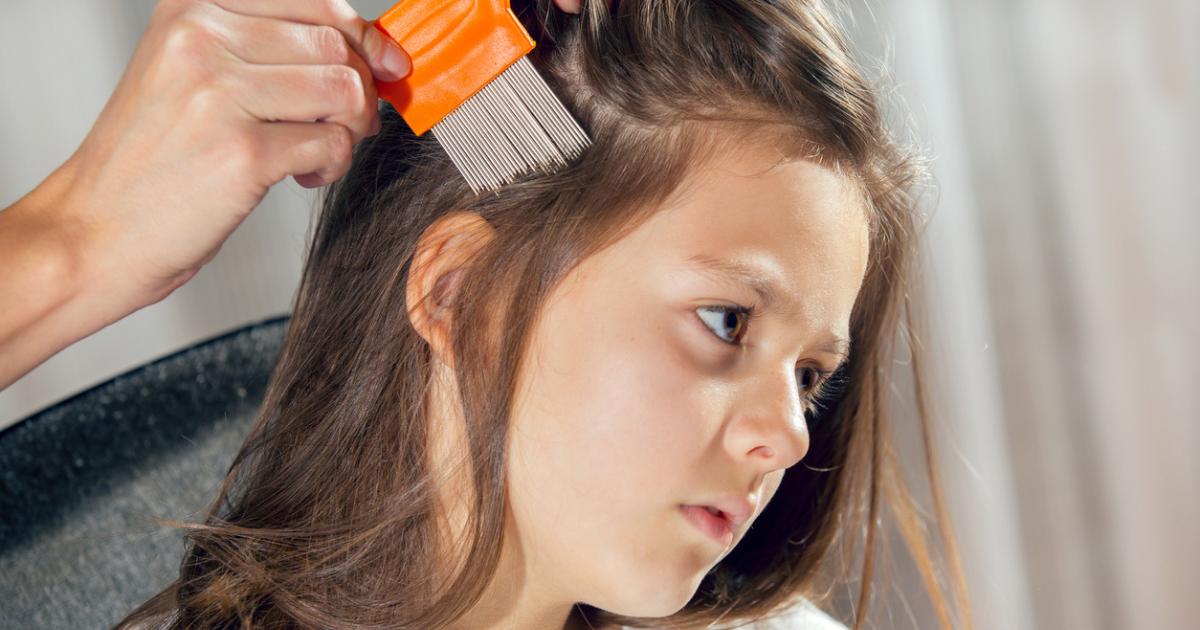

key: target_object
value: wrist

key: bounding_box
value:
[0,154,149,338]
[0,159,138,388]
[0,164,88,321]
[13,155,164,318]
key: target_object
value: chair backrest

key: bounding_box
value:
[0,317,287,630]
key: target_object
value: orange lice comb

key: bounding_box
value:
[373,0,590,192]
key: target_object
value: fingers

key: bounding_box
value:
[356,19,412,82]
[212,12,378,136]
[252,121,354,188]
[214,0,410,82]
[216,11,359,68]
[236,63,375,143]
[156,5,379,143]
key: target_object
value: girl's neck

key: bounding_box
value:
[450,521,581,630]
[450,565,578,630]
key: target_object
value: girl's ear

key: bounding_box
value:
[406,212,495,363]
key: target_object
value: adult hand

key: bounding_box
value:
[0,0,407,388]
[65,0,411,295]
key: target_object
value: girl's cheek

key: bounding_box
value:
[644,327,737,439]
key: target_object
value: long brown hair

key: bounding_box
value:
[119,1,969,628]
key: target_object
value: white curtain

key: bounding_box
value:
[1,1,1196,629]
[852,0,1200,629]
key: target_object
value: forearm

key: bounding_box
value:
[0,162,132,390]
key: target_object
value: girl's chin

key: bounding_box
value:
[586,568,710,619]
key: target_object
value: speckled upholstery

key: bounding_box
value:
[0,317,287,630]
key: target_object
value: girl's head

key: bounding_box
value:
[141,1,965,629]
[485,142,869,618]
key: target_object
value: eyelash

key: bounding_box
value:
[695,305,839,411]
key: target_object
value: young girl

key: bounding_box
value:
[120,1,968,628]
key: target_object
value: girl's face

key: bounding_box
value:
[505,140,870,617]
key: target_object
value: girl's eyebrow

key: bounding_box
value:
[686,254,794,320]
[685,254,852,366]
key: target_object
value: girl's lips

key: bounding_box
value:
[681,504,735,547]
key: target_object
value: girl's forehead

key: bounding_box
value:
[661,130,865,220]
[646,143,868,260]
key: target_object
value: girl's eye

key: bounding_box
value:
[797,366,823,395]
[696,306,749,344]
[798,366,843,410]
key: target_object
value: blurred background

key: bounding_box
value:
[1,0,1196,629]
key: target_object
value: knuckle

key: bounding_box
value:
[212,127,262,178]
[325,65,366,113]
[325,125,354,163]
[186,82,225,119]
[229,133,263,172]
[163,13,216,59]
[312,25,351,63]
[356,20,378,54]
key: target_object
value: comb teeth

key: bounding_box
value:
[431,57,591,193]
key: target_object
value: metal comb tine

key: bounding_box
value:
[509,58,589,156]
[474,77,536,168]
[445,98,502,189]
[475,81,542,180]
[456,96,513,180]
[490,70,565,169]
[468,89,529,180]
[431,56,592,193]
[456,96,516,187]
[430,128,474,193]
[506,60,579,156]
[433,121,486,193]
[436,111,492,191]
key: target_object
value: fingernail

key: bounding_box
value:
[381,40,411,81]
[369,113,382,136]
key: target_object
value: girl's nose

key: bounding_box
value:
[723,368,811,473]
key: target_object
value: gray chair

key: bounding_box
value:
[0,317,287,630]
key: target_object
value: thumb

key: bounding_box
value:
[343,15,411,83]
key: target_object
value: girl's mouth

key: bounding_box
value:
[681,504,734,547]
